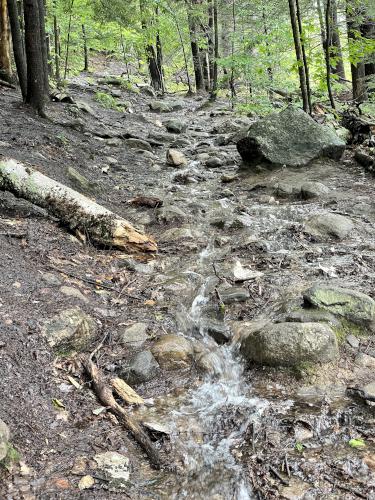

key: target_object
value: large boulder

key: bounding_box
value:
[240,322,338,366]
[0,419,10,461]
[237,107,345,167]
[304,285,375,330]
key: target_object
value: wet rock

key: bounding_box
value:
[195,348,226,376]
[211,117,253,135]
[206,157,222,168]
[237,106,345,167]
[148,130,173,143]
[274,181,301,198]
[355,149,374,170]
[124,138,153,152]
[354,353,375,369]
[240,322,338,366]
[301,181,330,199]
[171,137,192,148]
[67,167,96,193]
[151,334,194,370]
[203,318,231,344]
[94,451,129,487]
[42,307,96,351]
[120,322,149,347]
[0,419,10,461]
[221,174,238,183]
[164,118,187,134]
[149,101,172,113]
[60,286,88,303]
[166,148,188,167]
[304,213,354,240]
[160,226,203,244]
[120,350,160,384]
[215,260,263,282]
[219,286,250,304]
[157,204,187,224]
[303,285,375,330]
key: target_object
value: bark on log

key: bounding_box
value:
[0,159,157,253]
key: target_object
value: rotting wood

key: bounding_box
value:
[111,377,145,405]
[83,357,162,469]
[0,159,157,253]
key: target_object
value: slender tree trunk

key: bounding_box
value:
[120,32,130,81]
[23,0,46,115]
[316,0,326,48]
[346,1,368,102]
[53,0,60,83]
[325,0,336,109]
[156,30,165,93]
[329,0,345,80]
[82,24,88,71]
[208,0,214,85]
[0,0,12,82]
[169,2,192,93]
[210,0,218,99]
[187,2,204,92]
[38,0,48,94]
[262,8,273,84]
[288,0,309,113]
[229,0,236,105]
[139,0,163,91]
[295,0,312,113]
[63,0,74,80]
[7,0,27,97]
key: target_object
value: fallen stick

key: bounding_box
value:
[83,358,162,469]
[0,159,157,253]
[0,79,16,89]
[111,377,145,405]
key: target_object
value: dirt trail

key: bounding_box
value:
[1,71,375,499]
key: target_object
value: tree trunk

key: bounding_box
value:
[156,30,165,93]
[63,0,74,80]
[288,0,309,113]
[23,0,46,115]
[210,0,218,99]
[329,0,345,80]
[295,0,312,113]
[0,159,157,253]
[347,2,368,102]
[53,0,60,83]
[7,0,27,97]
[208,0,214,85]
[325,0,336,109]
[0,0,12,82]
[38,0,48,94]
[170,3,192,93]
[82,24,88,71]
[187,0,204,92]
[139,0,163,92]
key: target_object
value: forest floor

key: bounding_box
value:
[1,61,375,499]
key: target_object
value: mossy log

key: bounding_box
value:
[0,159,157,253]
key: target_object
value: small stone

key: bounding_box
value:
[219,286,250,304]
[346,334,360,348]
[151,334,194,370]
[0,419,10,461]
[67,167,96,193]
[124,138,153,152]
[203,318,231,344]
[221,174,238,183]
[60,286,88,303]
[41,272,61,286]
[142,421,172,435]
[361,382,375,402]
[166,148,188,167]
[120,350,160,384]
[119,323,149,348]
[206,157,222,168]
[164,119,187,134]
[78,475,95,490]
[304,213,354,240]
[301,181,330,199]
[354,353,375,369]
[94,451,130,487]
[149,100,172,113]
[42,307,96,351]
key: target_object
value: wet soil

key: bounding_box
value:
[1,65,375,499]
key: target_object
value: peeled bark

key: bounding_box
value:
[0,159,157,253]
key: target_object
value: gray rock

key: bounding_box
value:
[148,131,174,143]
[149,101,172,113]
[355,149,374,169]
[284,308,340,326]
[67,167,96,193]
[206,157,223,168]
[121,350,160,384]
[304,213,354,240]
[219,286,250,304]
[151,334,193,370]
[42,307,96,351]
[120,322,149,347]
[241,322,338,366]
[60,286,88,302]
[203,318,231,344]
[359,382,375,402]
[354,353,375,369]
[171,137,192,148]
[166,148,188,167]
[0,419,10,461]
[303,285,375,330]
[124,138,153,152]
[41,272,61,286]
[164,119,187,134]
[274,181,301,198]
[346,334,360,348]
[157,204,187,223]
[237,106,345,167]
[301,181,330,199]
[94,451,129,488]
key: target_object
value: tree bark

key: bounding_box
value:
[346,1,368,103]
[325,0,336,109]
[0,0,12,82]
[38,0,48,94]
[82,24,88,71]
[295,0,312,114]
[187,0,204,92]
[23,0,46,115]
[329,0,346,80]
[63,0,74,80]
[7,0,27,97]
[210,0,218,99]
[53,0,60,83]
[139,0,163,91]
[288,0,309,113]
[0,159,157,253]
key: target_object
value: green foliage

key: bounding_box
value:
[94,92,124,111]
[295,442,304,452]
[1,445,20,471]
[349,438,366,449]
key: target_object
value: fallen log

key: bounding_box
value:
[0,159,157,253]
[83,358,162,469]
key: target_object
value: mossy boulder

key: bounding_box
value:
[0,419,10,462]
[240,322,338,367]
[303,285,375,331]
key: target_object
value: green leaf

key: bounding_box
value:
[349,438,366,449]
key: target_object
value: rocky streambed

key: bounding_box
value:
[1,73,375,499]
